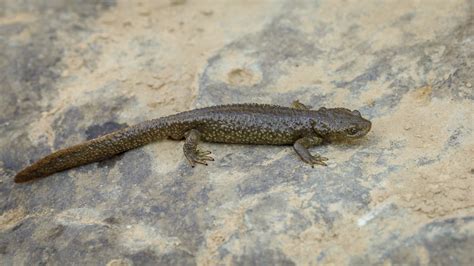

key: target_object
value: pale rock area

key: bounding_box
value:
[0,0,473,265]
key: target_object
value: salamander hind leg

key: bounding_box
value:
[183,129,214,167]
[293,135,328,167]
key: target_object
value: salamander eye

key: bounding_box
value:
[347,127,359,136]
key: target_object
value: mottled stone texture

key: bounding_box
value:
[0,0,473,265]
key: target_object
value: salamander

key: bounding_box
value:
[14,101,371,183]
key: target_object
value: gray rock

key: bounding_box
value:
[1,0,473,265]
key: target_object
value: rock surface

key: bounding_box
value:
[1,0,473,265]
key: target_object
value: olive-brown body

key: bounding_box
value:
[14,103,371,183]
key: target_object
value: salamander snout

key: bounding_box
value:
[346,119,371,138]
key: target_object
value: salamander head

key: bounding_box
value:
[313,107,372,141]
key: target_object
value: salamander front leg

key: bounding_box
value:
[291,100,312,110]
[183,129,214,167]
[293,136,328,167]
